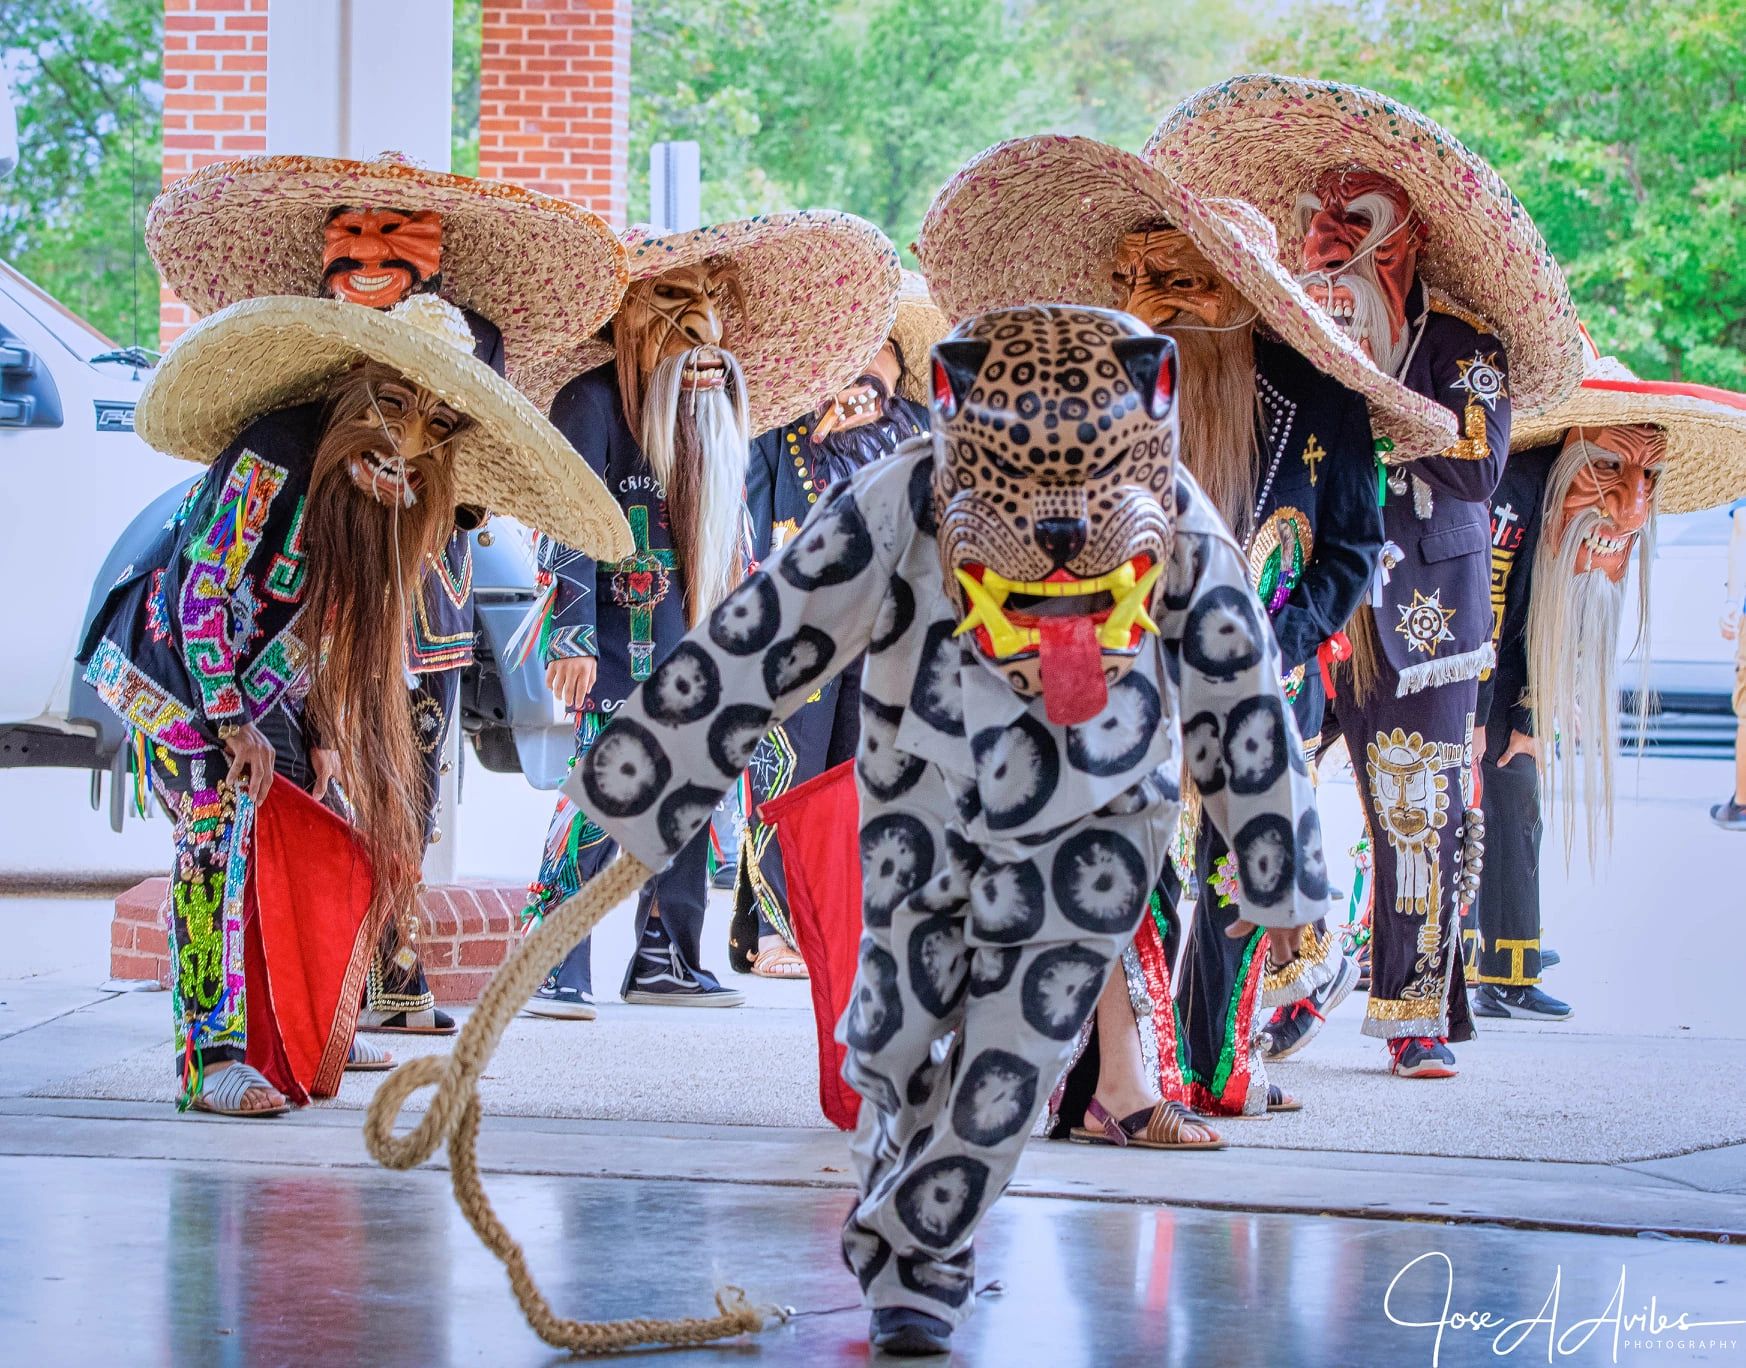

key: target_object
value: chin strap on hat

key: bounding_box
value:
[362,851,781,1353]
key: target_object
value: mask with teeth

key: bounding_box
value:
[1554,425,1664,581]
[1294,168,1426,373]
[931,306,1180,725]
[612,260,748,437]
[322,207,443,309]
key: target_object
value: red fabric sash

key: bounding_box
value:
[760,760,863,1131]
[244,781,377,1104]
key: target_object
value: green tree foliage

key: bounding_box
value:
[452,0,481,177]
[0,0,162,348]
[1256,0,1746,386]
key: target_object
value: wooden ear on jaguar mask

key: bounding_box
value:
[931,307,1179,725]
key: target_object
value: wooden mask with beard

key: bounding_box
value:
[1111,226,1259,538]
[323,207,444,309]
[1554,423,1664,581]
[612,260,747,437]
[1295,169,1427,374]
[301,360,465,937]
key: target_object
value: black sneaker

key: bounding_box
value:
[1388,1036,1457,1079]
[1539,948,1561,970]
[1260,953,1359,1061]
[870,1307,952,1356]
[1472,983,1572,1021]
[1711,799,1746,831]
[623,936,745,1008]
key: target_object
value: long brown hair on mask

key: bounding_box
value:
[299,360,462,940]
[1163,319,1261,541]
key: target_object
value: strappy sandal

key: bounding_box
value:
[345,1037,395,1072]
[1069,1097,1227,1151]
[750,945,810,980]
[1218,1084,1304,1119]
[190,1063,289,1118]
[358,1007,457,1035]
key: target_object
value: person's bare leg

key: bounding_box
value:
[1092,970,1162,1119]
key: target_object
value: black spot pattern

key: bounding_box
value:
[706,703,773,778]
[909,620,967,737]
[970,946,1022,996]
[580,720,671,819]
[896,1249,974,1308]
[779,490,874,590]
[1161,532,1206,610]
[967,858,1046,944]
[844,944,903,1052]
[763,625,836,697]
[971,712,1060,831]
[860,814,935,928]
[894,1156,989,1248]
[907,912,969,1019]
[1020,943,1108,1040]
[1065,672,1161,776]
[857,695,927,801]
[1181,584,1264,681]
[908,455,939,536]
[643,642,720,725]
[707,571,780,655]
[950,1048,1039,1147]
[869,574,916,653]
[1223,695,1289,795]
[1234,813,1295,908]
[1297,808,1329,900]
[1050,829,1149,933]
[1183,711,1226,794]
[841,1218,891,1292]
[656,783,720,851]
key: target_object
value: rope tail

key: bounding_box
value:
[361,852,777,1354]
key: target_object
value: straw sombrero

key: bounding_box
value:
[1145,74,1583,416]
[577,212,902,435]
[890,270,949,403]
[136,294,633,560]
[146,153,629,402]
[1509,345,1746,517]
[915,135,1457,458]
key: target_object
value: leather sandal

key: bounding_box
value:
[345,1036,395,1071]
[1069,1097,1226,1150]
[1267,1084,1302,1113]
[750,945,809,980]
[358,1007,457,1035]
[190,1063,289,1118]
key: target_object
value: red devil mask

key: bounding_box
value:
[1296,169,1426,369]
[323,207,443,309]
[1556,424,1664,581]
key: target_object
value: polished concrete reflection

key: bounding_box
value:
[2,1153,1743,1367]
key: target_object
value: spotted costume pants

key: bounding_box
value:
[838,776,1173,1326]
[1333,671,1477,1043]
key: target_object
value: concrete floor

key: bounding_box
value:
[3,1144,1743,1367]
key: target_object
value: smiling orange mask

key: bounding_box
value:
[322,207,443,308]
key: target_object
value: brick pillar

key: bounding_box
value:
[478,0,630,228]
[160,0,270,345]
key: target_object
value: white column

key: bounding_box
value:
[267,0,453,168]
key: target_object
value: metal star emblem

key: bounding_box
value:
[1451,352,1508,410]
[1396,588,1456,655]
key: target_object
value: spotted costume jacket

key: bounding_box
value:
[536,365,688,712]
[80,404,325,754]
[1248,337,1384,739]
[1374,281,1513,692]
[1475,442,1556,738]
[745,397,931,563]
[566,443,1329,934]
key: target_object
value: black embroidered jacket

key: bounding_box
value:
[1475,442,1557,737]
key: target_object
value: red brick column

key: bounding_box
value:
[478,0,630,227]
[112,879,528,1006]
[160,0,270,344]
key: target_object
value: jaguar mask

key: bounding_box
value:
[931,306,1180,726]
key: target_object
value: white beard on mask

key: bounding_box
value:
[1524,441,1656,859]
[1294,190,1413,377]
[639,346,752,619]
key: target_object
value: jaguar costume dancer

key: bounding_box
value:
[1152,75,1583,1075]
[79,295,629,1117]
[917,135,1453,1134]
[1468,345,1746,1020]
[517,213,900,1016]
[146,151,628,1033]
[731,271,944,978]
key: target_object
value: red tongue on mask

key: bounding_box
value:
[1038,617,1107,726]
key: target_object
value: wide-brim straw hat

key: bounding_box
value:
[1510,346,1746,516]
[890,270,949,403]
[576,212,902,435]
[135,294,634,559]
[145,153,629,403]
[915,134,1457,458]
[1145,74,1583,416]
